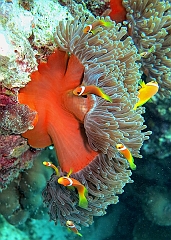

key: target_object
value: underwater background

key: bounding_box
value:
[0,0,171,239]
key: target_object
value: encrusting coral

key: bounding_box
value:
[17,13,151,227]
[0,151,52,226]
[123,0,171,96]
[0,84,40,189]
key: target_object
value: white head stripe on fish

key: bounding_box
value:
[62,177,73,186]
[87,24,92,31]
[78,86,85,96]
[146,82,159,88]
[67,224,75,229]
[118,145,127,151]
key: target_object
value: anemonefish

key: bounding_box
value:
[43,162,88,208]
[58,169,88,209]
[140,46,155,58]
[73,85,112,103]
[43,161,59,176]
[133,80,159,110]
[66,220,82,237]
[116,143,136,170]
[83,20,112,34]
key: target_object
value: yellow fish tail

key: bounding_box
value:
[77,232,83,237]
[128,156,136,170]
[99,20,112,28]
[78,186,88,209]
[89,86,112,103]
[133,104,138,110]
[101,92,113,103]
[99,89,113,103]
[129,162,137,170]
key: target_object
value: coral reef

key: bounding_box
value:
[0,134,39,189]
[0,150,52,225]
[58,0,110,17]
[0,0,171,239]
[25,218,69,240]
[0,215,29,240]
[0,84,39,189]
[0,0,72,89]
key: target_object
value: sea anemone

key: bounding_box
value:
[18,15,150,227]
[109,0,127,23]
[123,0,171,96]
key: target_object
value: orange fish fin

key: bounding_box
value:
[78,186,88,209]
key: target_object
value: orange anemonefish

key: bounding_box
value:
[83,20,112,34]
[140,46,155,58]
[116,143,136,170]
[73,85,112,103]
[58,169,88,209]
[133,80,159,110]
[66,220,82,237]
[43,161,59,176]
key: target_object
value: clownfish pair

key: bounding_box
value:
[73,85,112,103]
[133,80,159,110]
[83,20,112,34]
[66,220,82,237]
[116,143,136,170]
[43,162,88,209]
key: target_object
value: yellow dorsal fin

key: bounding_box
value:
[67,169,73,177]
[139,80,146,88]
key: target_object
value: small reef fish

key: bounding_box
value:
[116,143,136,170]
[83,20,112,34]
[73,85,112,103]
[133,80,159,110]
[66,220,82,237]
[58,169,88,209]
[140,46,155,58]
[43,161,59,176]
